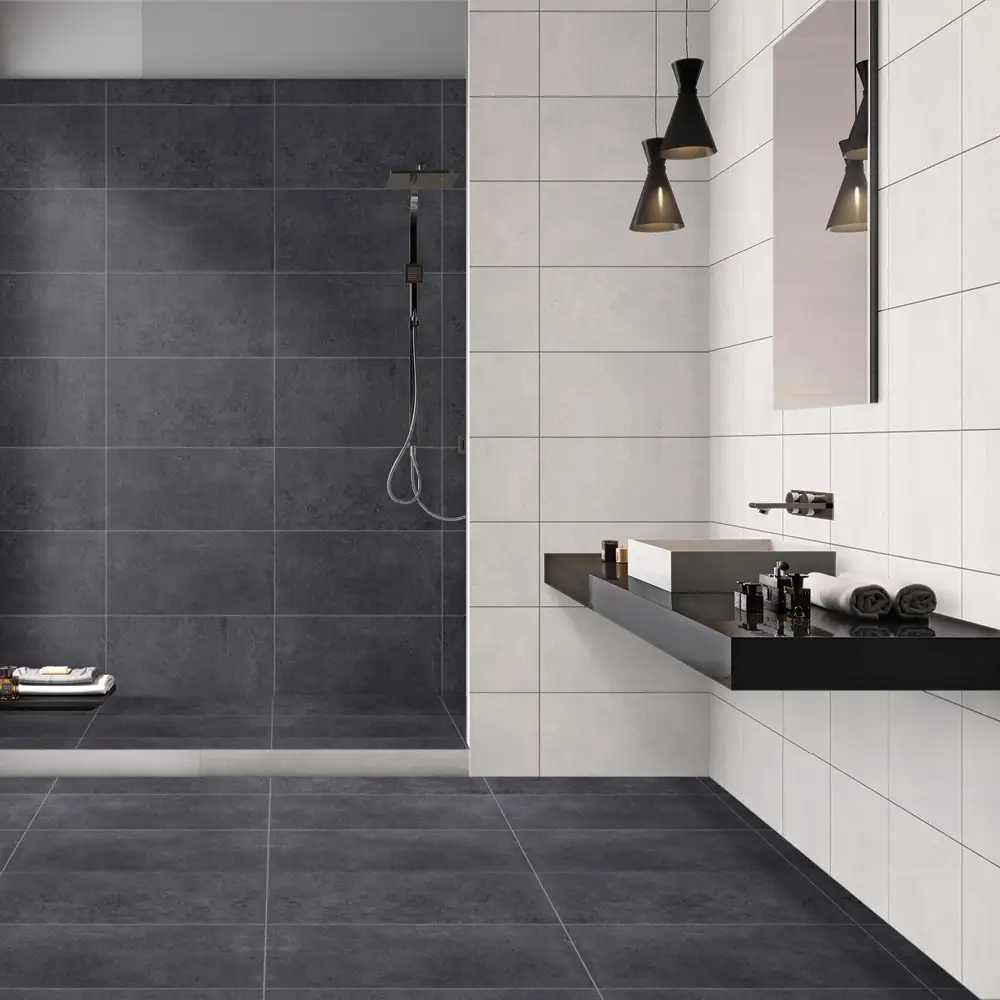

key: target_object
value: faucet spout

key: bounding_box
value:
[747,491,834,520]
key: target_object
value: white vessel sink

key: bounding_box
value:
[627,538,836,593]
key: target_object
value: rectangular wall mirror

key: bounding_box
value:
[773,0,878,409]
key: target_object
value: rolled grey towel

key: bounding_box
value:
[13,666,101,685]
[844,575,937,619]
[850,624,893,638]
[809,572,892,619]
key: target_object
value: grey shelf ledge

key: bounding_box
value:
[545,553,1000,691]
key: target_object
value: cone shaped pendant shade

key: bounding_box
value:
[843,60,869,160]
[827,139,868,232]
[660,58,716,159]
[631,137,685,232]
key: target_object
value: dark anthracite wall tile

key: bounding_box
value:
[0,106,105,188]
[108,79,274,105]
[276,106,440,189]
[275,358,439,447]
[444,190,466,272]
[107,615,274,700]
[108,106,273,189]
[109,448,273,530]
[108,274,274,358]
[442,274,465,357]
[0,448,105,529]
[443,615,466,696]
[441,448,467,525]
[107,531,274,615]
[108,359,273,447]
[0,360,105,446]
[444,80,466,104]
[0,275,105,358]
[444,358,466,443]
[0,80,105,104]
[0,532,104,614]
[0,615,106,670]
[276,273,441,358]
[276,531,442,615]
[276,80,442,105]
[107,190,273,272]
[276,190,441,273]
[0,191,105,272]
[275,616,441,696]
[444,105,466,188]
[276,447,442,531]
[443,531,466,615]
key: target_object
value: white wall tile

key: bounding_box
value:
[541,352,708,437]
[469,98,540,181]
[542,266,707,352]
[469,182,540,267]
[889,690,963,840]
[540,692,709,775]
[470,438,540,522]
[470,11,540,97]
[739,337,781,436]
[540,11,653,96]
[472,0,538,9]
[710,434,742,526]
[545,0,650,8]
[741,715,784,832]
[964,708,1000,868]
[964,431,1000,575]
[540,606,707,692]
[831,433,889,554]
[738,435,782,531]
[657,10,711,86]
[783,741,831,871]
[783,404,831,436]
[962,567,1000,630]
[541,98,651,181]
[964,690,1000,723]
[469,353,539,437]
[470,268,540,352]
[887,294,962,432]
[886,22,962,184]
[469,607,539,693]
[783,0,820,31]
[709,346,742,437]
[963,282,1000,429]
[964,848,1000,1000]
[710,693,744,796]
[742,0,781,60]
[888,805,963,981]
[539,520,709,607]
[887,555,963,618]
[888,431,962,567]
[469,692,540,776]
[831,690,889,796]
[963,136,1000,291]
[709,0,742,90]
[834,545,890,580]
[540,437,709,521]
[541,181,709,266]
[887,0,962,62]
[470,522,541,607]
[831,769,890,920]
[886,158,962,308]
[828,314,889,434]
[709,253,742,350]
[741,49,774,155]
[780,433,831,545]
[783,691,830,760]
[717,689,783,734]
[963,0,1000,149]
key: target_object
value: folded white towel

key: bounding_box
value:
[809,572,892,619]
[13,666,101,685]
[843,574,937,619]
[16,674,115,697]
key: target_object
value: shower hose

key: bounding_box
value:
[386,310,466,523]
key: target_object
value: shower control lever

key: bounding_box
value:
[748,491,834,520]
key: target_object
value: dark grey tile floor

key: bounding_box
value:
[0,694,467,750]
[0,775,976,998]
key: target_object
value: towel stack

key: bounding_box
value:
[809,572,937,620]
[10,666,115,697]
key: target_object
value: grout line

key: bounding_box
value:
[538,10,543,777]
[0,780,56,877]
[271,78,278,753]
[72,703,104,750]
[440,79,447,706]
[262,776,271,998]
[103,79,109,685]
[484,778,607,999]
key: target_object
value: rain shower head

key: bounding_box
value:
[386,167,459,191]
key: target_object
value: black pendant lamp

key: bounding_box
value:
[660,0,716,159]
[630,137,685,232]
[843,59,869,160]
[827,138,868,232]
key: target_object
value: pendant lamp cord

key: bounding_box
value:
[654,3,658,133]
[685,0,690,58]
[853,0,858,112]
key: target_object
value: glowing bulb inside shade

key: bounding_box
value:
[657,187,664,208]
[854,186,860,210]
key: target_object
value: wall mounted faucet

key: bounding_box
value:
[749,490,835,520]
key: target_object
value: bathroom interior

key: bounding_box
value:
[3,0,1000,996]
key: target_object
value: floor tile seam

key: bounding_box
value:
[0,920,881,927]
[262,776,272,999]
[0,782,56,877]
[701,784,948,997]
[483,779,607,1000]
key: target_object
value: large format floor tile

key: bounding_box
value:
[32,793,269,830]
[269,793,504,830]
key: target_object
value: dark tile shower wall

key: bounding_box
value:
[0,79,466,718]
